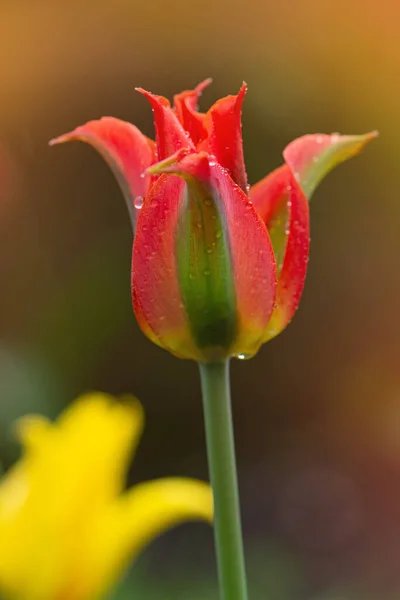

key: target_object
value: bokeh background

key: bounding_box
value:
[0,0,399,598]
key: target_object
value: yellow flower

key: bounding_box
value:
[0,393,213,600]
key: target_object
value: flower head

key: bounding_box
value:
[50,81,376,361]
[0,394,213,600]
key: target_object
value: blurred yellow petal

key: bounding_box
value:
[80,478,213,599]
[0,394,212,600]
[52,392,144,508]
[15,415,52,451]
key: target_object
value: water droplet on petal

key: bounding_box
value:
[208,160,216,167]
[330,132,340,144]
[215,230,222,239]
[316,135,324,144]
[237,353,251,360]
[134,196,144,209]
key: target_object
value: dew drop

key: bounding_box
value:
[330,132,340,144]
[204,269,211,276]
[134,196,144,209]
[237,353,250,360]
[215,230,222,239]
[204,198,213,206]
[316,135,324,144]
[206,246,214,254]
[208,160,216,167]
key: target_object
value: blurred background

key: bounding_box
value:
[0,0,399,597]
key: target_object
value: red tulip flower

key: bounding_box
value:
[50,80,375,363]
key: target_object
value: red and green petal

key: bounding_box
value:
[198,83,248,193]
[251,165,309,341]
[132,174,197,359]
[283,131,378,199]
[132,152,277,361]
[49,117,156,227]
[136,88,195,161]
[251,131,377,342]
[173,79,212,146]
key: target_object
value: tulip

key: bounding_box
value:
[50,81,376,600]
[0,394,213,600]
[50,81,375,363]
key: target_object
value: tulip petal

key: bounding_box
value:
[132,173,199,359]
[250,165,309,341]
[0,394,145,600]
[50,118,156,228]
[136,88,195,160]
[173,78,212,145]
[199,83,248,193]
[12,394,144,516]
[82,478,213,599]
[284,131,378,200]
[251,131,377,341]
[139,152,276,359]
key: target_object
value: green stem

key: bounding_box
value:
[199,360,248,600]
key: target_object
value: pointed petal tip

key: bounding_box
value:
[360,129,379,145]
[146,148,191,175]
[195,78,213,94]
[135,87,153,101]
[239,81,248,95]
[283,129,378,201]
[135,87,171,107]
[49,118,113,147]
[48,132,71,146]
[333,129,379,145]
